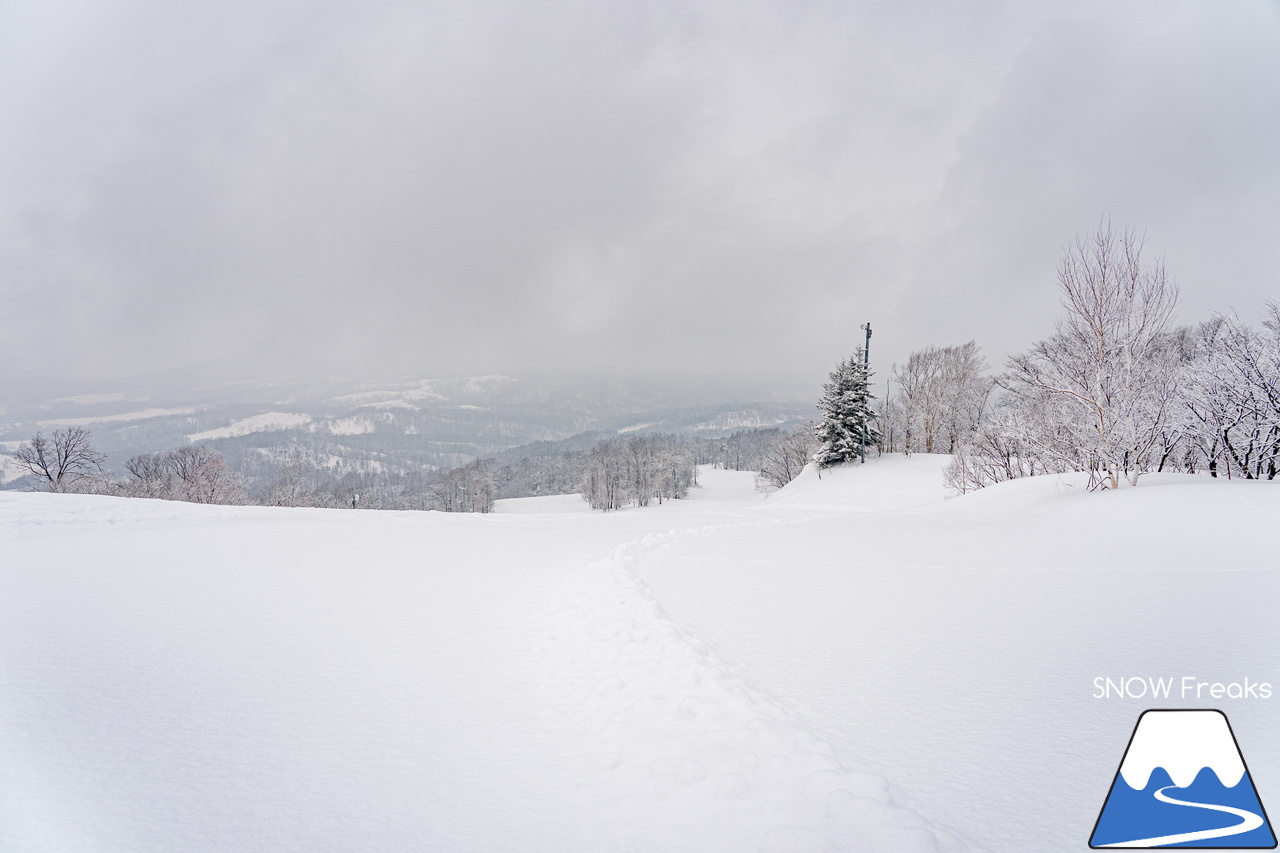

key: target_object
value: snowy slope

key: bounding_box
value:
[765,452,951,511]
[641,459,1280,851]
[1,456,1277,853]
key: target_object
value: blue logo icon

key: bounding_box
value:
[1090,709,1276,848]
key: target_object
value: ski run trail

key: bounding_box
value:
[3,455,1278,853]
[537,517,966,853]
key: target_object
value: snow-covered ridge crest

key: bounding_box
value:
[187,412,312,442]
[1119,710,1246,790]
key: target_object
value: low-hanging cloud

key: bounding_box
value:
[2,0,1277,393]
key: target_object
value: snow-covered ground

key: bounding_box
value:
[1,456,1276,852]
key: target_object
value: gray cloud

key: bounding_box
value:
[2,0,1278,393]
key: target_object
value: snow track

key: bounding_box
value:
[536,520,972,853]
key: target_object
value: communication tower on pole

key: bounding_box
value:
[860,322,872,462]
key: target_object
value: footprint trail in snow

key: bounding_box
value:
[536,520,974,853]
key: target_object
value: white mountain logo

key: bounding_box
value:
[1090,709,1275,848]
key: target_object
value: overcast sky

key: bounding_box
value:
[2,0,1278,395]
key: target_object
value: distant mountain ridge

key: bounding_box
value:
[0,372,812,487]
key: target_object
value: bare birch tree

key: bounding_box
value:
[890,341,992,455]
[1003,221,1179,489]
[580,435,694,511]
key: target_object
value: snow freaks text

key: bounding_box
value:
[1093,677,1273,700]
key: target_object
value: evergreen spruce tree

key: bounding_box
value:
[814,353,880,467]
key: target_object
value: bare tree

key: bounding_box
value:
[580,435,694,511]
[758,428,816,490]
[174,446,245,504]
[130,451,168,500]
[120,445,246,504]
[628,436,656,507]
[264,452,320,507]
[942,395,1064,494]
[13,428,107,492]
[890,341,992,455]
[1178,304,1280,479]
[120,451,171,498]
[581,440,628,511]
[429,461,496,512]
[1004,221,1179,489]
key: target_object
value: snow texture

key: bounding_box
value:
[1,457,1276,852]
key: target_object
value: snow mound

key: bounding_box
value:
[768,454,950,511]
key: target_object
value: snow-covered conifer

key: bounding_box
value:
[814,354,880,468]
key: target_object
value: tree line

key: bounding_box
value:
[816,220,1279,491]
[948,225,1277,491]
[12,429,247,504]
[7,423,820,513]
[579,435,695,510]
[7,427,495,511]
